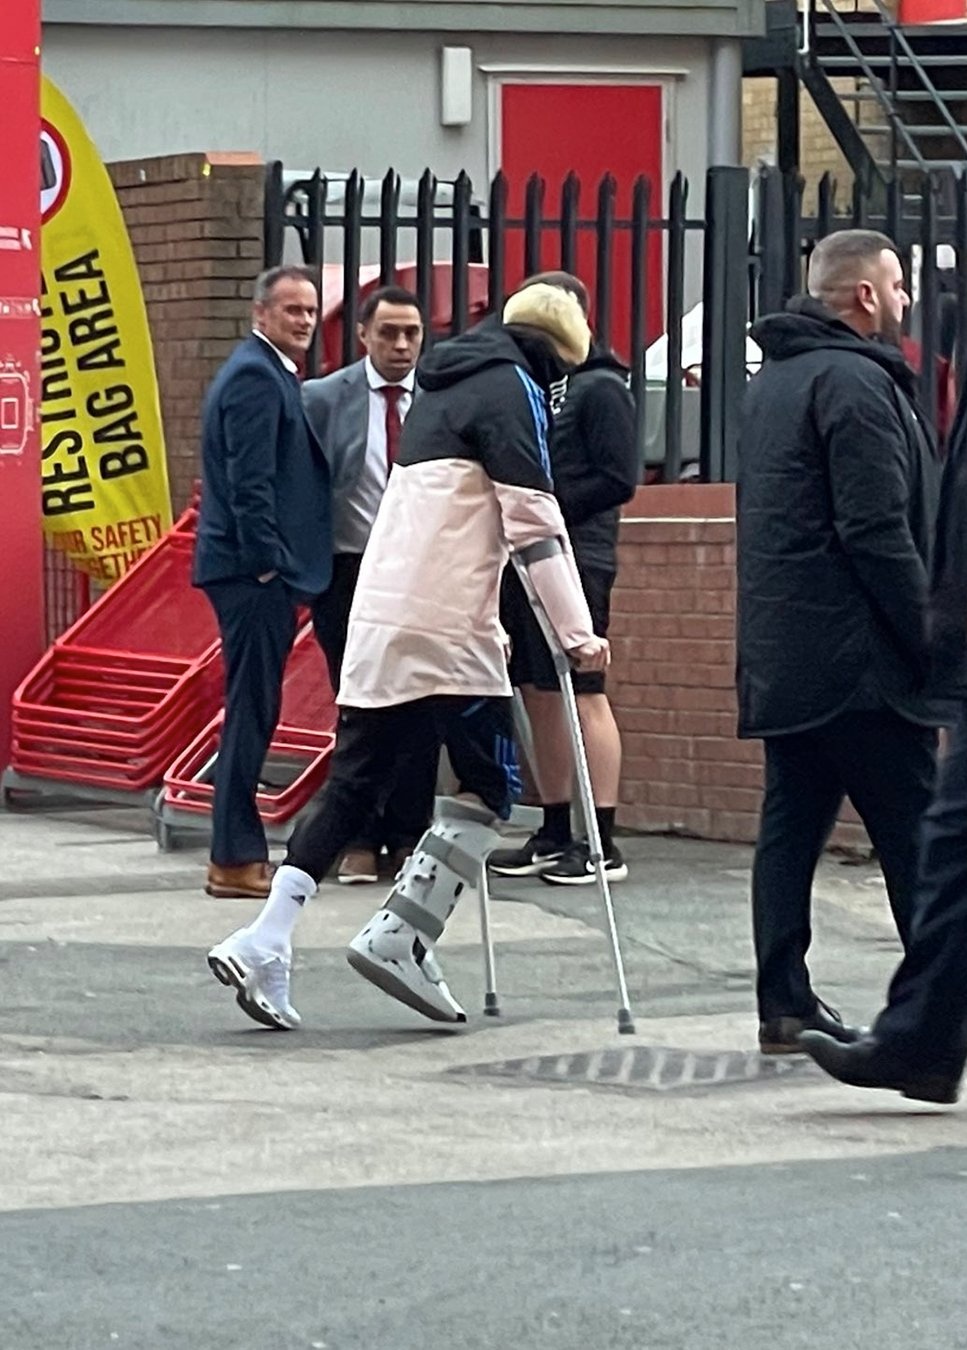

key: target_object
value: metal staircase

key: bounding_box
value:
[800,0,967,222]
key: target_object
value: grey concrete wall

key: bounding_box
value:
[42,25,714,205]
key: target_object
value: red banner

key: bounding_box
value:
[0,1,42,768]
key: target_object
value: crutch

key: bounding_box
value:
[477,691,534,1019]
[478,549,636,1035]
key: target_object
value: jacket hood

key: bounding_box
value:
[577,344,629,378]
[416,313,567,394]
[751,295,915,392]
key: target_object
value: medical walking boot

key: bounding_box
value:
[347,910,466,1023]
[347,796,501,1024]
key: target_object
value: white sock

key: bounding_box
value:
[247,865,316,953]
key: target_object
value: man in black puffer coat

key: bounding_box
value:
[800,389,967,1104]
[736,228,947,1055]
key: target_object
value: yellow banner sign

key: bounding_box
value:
[40,76,172,583]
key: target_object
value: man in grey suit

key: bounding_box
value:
[303,285,430,883]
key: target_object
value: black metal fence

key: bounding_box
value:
[264,161,967,482]
[264,162,750,483]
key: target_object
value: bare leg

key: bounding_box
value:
[521,686,622,807]
[576,693,622,807]
[518,684,573,802]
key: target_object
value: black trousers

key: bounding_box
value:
[311,552,436,854]
[286,695,519,884]
[873,702,967,1076]
[752,710,938,1020]
[204,577,299,866]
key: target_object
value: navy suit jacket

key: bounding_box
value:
[193,334,332,595]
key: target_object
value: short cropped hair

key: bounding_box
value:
[358,286,423,325]
[518,270,591,317]
[253,266,317,303]
[807,230,898,303]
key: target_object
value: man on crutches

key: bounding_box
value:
[206,282,610,1030]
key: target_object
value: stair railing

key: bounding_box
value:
[867,0,967,164]
[806,0,929,177]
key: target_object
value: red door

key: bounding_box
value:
[500,81,664,357]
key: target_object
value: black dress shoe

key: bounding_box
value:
[799,1031,960,1105]
[759,999,863,1056]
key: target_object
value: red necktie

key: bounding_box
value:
[382,385,404,470]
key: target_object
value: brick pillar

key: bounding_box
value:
[107,152,265,512]
[611,485,870,851]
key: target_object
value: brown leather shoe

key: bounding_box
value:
[337,848,379,884]
[205,861,274,899]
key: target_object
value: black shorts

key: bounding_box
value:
[501,561,615,696]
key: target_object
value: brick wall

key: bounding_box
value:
[108,152,265,513]
[611,486,870,851]
[743,74,887,213]
[744,76,855,209]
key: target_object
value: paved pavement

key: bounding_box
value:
[1,799,963,1349]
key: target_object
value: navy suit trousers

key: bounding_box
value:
[204,577,299,865]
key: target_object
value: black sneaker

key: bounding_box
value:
[539,840,629,886]
[488,831,566,876]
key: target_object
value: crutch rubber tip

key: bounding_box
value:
[617,1008,636,1035]
[484,993,501,1017]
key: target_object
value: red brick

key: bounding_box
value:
[693,736,760,763]
[694,760,763,790]
[623,755,698,786]
[699,786,763,814]
[679,615,734,641]
[640,781,703,808]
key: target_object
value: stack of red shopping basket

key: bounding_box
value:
[160,619,337,835]
[9,507,222,796]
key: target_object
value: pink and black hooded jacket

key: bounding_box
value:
[338,316,595,709]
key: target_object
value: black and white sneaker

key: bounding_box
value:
[487,831,567,877]
[539,840,629,886]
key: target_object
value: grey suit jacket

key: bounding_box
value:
[302,358,418,554]
[302,358,370,507]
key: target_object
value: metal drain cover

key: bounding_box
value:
[449,1046,816,1094]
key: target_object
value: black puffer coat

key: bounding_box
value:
[736,297,944,738]
[551,348,639,571]
[929,388,967,700]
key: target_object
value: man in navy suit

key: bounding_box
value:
[303,285,429,884]
[193,266,332,899]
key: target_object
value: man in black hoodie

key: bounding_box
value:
[737,229,945,1055]
[490,272,639,885]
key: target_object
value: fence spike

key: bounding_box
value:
[488,171,508,315]
[524,173,546,280]
[560,171,580,275]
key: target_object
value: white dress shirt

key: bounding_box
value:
[252,328,298,375]
[336,356,415,555]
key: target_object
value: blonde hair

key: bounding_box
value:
[502,283,592,366]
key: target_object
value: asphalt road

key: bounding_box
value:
[5,1152,967,1350]
[2,804,963,1349]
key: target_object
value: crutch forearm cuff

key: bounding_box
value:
[516,538,563,565]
